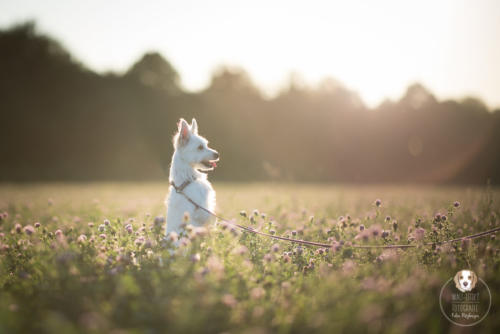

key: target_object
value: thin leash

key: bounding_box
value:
[170,181,500,249]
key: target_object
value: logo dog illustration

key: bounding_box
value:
[454,270,478,292]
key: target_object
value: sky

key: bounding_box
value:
[1,0,499,108]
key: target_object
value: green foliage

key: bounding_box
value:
[0,183,498,333]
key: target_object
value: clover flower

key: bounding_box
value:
[263,253,273,263]
[24,225,35,235]
[168,231,178,243]
[414,227,425,241]
[392,220,398,231]
[355,230,370,243]
[77,234,87,243]
[134,236,145,245]
[154,216,165,226]
[125,224,133,234]
[370,225,382,237]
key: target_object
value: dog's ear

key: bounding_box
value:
[177,118,191,145]
[191,118,198,134]
[454,271,461,288]
[471,271,478,289]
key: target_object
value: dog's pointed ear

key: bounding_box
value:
[177,118,191,145]
[191,118,198,134]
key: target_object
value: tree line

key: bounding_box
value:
[1,22,499,184]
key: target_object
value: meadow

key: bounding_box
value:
[0,183,498,333]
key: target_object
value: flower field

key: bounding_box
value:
[0,183,498,333]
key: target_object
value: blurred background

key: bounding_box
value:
[0,0,499,184]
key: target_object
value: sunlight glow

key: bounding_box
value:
[1,0,499,107]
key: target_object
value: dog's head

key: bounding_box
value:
[173,118,219,171]
[454,269,478,292]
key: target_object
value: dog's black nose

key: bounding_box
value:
[463,282,468,286]
[213,152,219,159]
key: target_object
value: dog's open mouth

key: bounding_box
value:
[201,159,218,169]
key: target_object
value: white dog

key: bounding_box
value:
[454,270,478,292]
[165,118,219,238]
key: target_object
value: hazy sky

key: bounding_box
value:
[1,0,499,108]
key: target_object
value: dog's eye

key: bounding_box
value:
[460,276,463,279]
[197,145,203,150]
[468,276,471,279]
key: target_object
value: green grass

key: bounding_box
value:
[0,183,499,333]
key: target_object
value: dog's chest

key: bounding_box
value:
[170,179,214,207]
[185,181,211,203]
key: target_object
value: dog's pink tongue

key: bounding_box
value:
[210,161,217,168]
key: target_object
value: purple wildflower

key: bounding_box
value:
[414,227,425,241]
[263,253,273,263]
[125,224,133,234]
[24,225,35,235]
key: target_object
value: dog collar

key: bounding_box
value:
[170,179,192,193]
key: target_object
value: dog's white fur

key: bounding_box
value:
[454,270,478,292]
[165,118,219,237]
